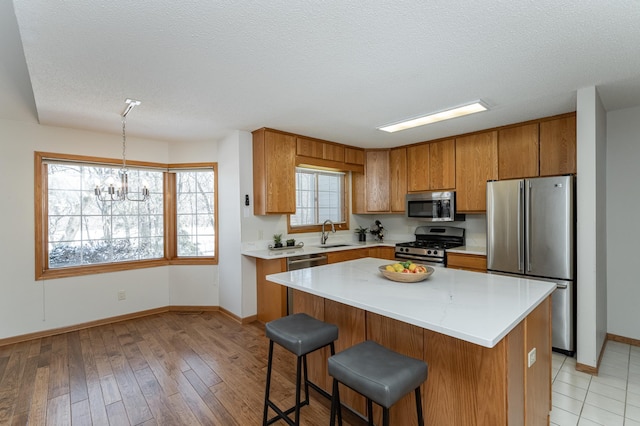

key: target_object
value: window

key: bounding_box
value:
[46,163,164,268]
[174,169,216,257]
[35,152,217,279]
[289,167,348,232]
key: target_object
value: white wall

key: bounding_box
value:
[576,86,608,367]
[217,131,246,317]
[607,104,640,339]
[0,118,219,339]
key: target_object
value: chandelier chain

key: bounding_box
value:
[121,116,127,172]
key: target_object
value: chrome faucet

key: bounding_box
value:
[321,219,335,244]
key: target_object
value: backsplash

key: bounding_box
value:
[242,213,487,251]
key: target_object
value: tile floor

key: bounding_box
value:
[551,341,640,425]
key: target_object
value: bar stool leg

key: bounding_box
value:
[262,340,274,426]
[294,354,303,424]
[415,387,424,426]
[330,378,343,426]
[382,407,390,426]
[367,399,374,426]
[302,354,309,405]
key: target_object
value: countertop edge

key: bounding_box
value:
[242,240,400,259]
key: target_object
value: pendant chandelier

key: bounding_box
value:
[94,99,149,202]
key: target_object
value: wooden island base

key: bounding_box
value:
[293,290,551,426]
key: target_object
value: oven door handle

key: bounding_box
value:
[395,253,445,264]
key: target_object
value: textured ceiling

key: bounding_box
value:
[5,0,640,148]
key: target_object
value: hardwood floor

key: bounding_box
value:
[0,312,365,425]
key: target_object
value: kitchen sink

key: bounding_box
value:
[317,244,352,248]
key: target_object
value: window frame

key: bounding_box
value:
[34,152,218,280]
[287,167,349,234]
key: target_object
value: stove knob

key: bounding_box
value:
[427,250,432,255]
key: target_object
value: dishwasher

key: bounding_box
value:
[286,254,328,314]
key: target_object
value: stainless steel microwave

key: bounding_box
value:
[406,191,464,221]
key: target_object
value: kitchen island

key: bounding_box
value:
[266,257,556,426]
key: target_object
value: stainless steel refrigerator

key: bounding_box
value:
[487,175,575,354]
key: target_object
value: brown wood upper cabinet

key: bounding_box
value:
[252,128,296,215]
[455,131,498,213]
[354,148,407,213]
[296,137,345,162]
[407,139,455,192]
[407,143,429,192]
[429,139,456,190]
[498,123,540,180]
[345,147,365,165]
[389,147,408,212]
[540,115,576,176]
[498,113,577,179]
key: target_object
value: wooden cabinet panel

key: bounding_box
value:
[323,143,345,162]
[327,248,369,264]
[407,143,430,192]
[345,147,365,165]
[325,300,366,414]
[368,246,395,260]
[498,123,540,179]
[365,150,390,212]
[540,115,576,176]
[253,129,296,215]
[296,137,323,158]
[256,258,287,323]
[367,313,425,426]
[525,297,552,426]
[455,131,498,213]
[446,253,487,272]
[429,139,456,190]
[297,137,347,163]
[389,147,407,212]
[423,328,507,426]
[351,172,366,214]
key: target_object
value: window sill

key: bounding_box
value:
[37,257,217,280]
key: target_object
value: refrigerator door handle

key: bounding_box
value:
[525,180,531,272]
[518,181,524,272]
[556,282,568,289]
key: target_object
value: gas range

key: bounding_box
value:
[395,226,465,266]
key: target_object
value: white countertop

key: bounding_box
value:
[447,245,487,256]
[266,257,555,348]
[242,240,400,260]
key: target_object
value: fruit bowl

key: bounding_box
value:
[378,264,435,283]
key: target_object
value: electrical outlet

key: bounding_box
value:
[258,229,264,239]
[118,290,126,301]
[528,348,536,367]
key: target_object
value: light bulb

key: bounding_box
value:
[105,176,115,186]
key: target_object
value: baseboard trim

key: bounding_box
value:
[0,305,258,347]
[218,307,257,324]
[607,332,640,347]
[575,333,640,376]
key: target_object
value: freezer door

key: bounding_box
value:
[551,280,575,353]
[526,176,574,280]
[487,180,524,274]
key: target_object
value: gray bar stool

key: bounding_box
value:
[263,313,338,426]
[328,340,429,426]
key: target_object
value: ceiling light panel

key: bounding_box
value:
[378,101,489,133]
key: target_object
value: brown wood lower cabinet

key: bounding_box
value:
[326,248,369,263]
[292,290,551,426]
[368,246,396,260]
[255,258,287,323]
[447,252,487,272]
